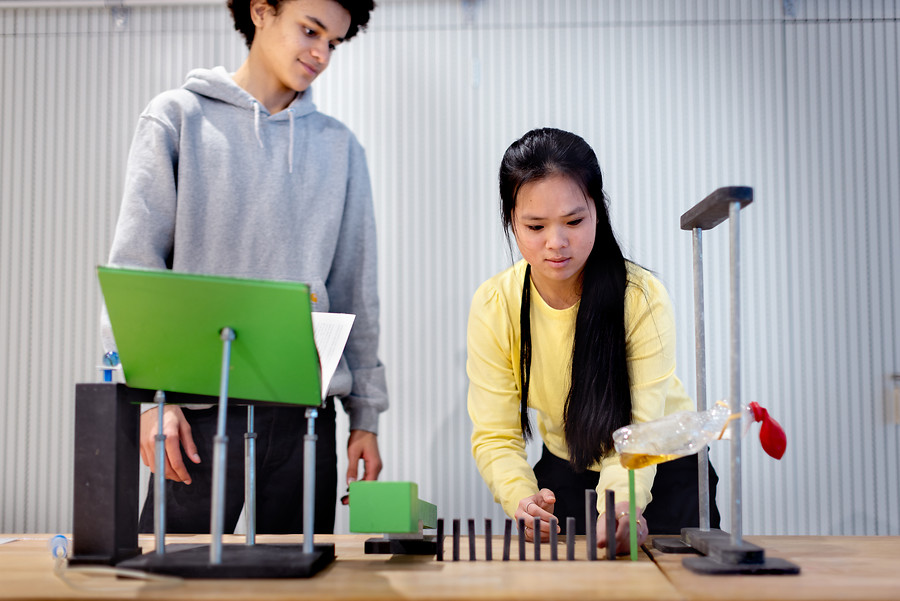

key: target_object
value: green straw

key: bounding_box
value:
[629,469,637,561]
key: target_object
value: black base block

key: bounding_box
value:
[117,543,335,578]
[651,536,698,554]
[364,537,437,555]
[683,555,801,575]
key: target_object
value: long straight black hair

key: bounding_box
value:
[499,128,632,472]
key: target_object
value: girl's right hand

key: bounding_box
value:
[515,489,558,542]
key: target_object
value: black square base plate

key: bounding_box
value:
[117,543,335,578]
[364,537,437,555]
[683,555,801,575]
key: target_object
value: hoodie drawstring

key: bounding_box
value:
[287,107,295,174]
[253,101,263,148]
[251,100,295,173]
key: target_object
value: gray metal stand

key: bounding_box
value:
[210,327,236,564]
[303,407,318,554]
[245,406,257,545]
[153,390,167,556]
[650,187,799,575]
[72,330,335,577]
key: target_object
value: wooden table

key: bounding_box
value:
[2,534,898,600]
[648,535,900,601]
[0,533,677,601]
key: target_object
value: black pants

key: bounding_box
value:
[533,445,720,535]
[139,402,337,534]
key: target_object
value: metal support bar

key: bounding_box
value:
[244,406,257,545]
[303,407,319,555]
[692,228,711,531]
[210,327,235,564]
[153,390,167,555]
[729,202,743,546]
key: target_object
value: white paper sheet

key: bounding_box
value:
[311,312,355,401]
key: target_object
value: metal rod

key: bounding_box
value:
[518,518,526,560]
[605,489,615,560]
[585,489,597,560]
[210,327,235,564]
[302,407,318,555]
[533,516,541,561]
[565,517,575,560]
[549,517,557,560]
[692,227,711,531]
[729,202,742,545]
[484,518,492,561]
[244,406,257,545]
[468,518,476,561]
[502,518,511,561]
[153,390,166,556]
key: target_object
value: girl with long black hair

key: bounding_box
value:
[467,128,719,554]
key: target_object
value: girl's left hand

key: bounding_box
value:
[596,501,648,554]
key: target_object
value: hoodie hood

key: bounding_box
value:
[182,66,317,118]
[182,66,317,173]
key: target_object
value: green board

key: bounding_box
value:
[98,266,321,406]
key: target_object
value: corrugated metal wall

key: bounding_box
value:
[1,0,897,537]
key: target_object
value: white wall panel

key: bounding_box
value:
[2,0,898,538]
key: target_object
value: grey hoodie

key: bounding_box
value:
[104,66,387,433]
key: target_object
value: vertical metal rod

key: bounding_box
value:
[502,518,511,561]
[549,517,558,560]
[585,489,597,560]
[303,407,318,555]
[729,202,742,545]
[468,518,476,561]
[692,227,711,531]
[484,518,492,561]
[436,518,444,561]
[605,489,616,560]
[565,517,575,560]
[533,516,541,560]
[518,518,526,560]
[210,327,235,564]
[244,406,257,545]
[153,390,166,556]
[453,518,461,561]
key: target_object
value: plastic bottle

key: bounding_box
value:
[613,400,786,469]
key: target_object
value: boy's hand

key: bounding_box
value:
[139,406,201,484]
[597,500,648,554]
[346,429,382,488]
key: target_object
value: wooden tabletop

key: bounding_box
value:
[0,533,678,601]
[648,535,900,601]
[3,534,898,601]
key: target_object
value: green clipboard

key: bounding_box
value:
[98,266,322,406]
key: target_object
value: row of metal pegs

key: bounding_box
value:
[436,489,619,561]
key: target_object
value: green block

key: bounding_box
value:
[348,481,437,534]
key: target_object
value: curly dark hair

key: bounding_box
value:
[228,0,376,49]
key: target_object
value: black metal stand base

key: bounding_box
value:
[364,537,437,555]
[117,543,335,578]
[651,536,696,554]
[683,555,801,575]
[653,528,800,575]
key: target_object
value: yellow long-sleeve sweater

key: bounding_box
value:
[467,259,694,518]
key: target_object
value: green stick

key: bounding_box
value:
[629,469,637,561]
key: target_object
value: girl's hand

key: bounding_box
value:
[515,489,558,542]
[597,500,648,554]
